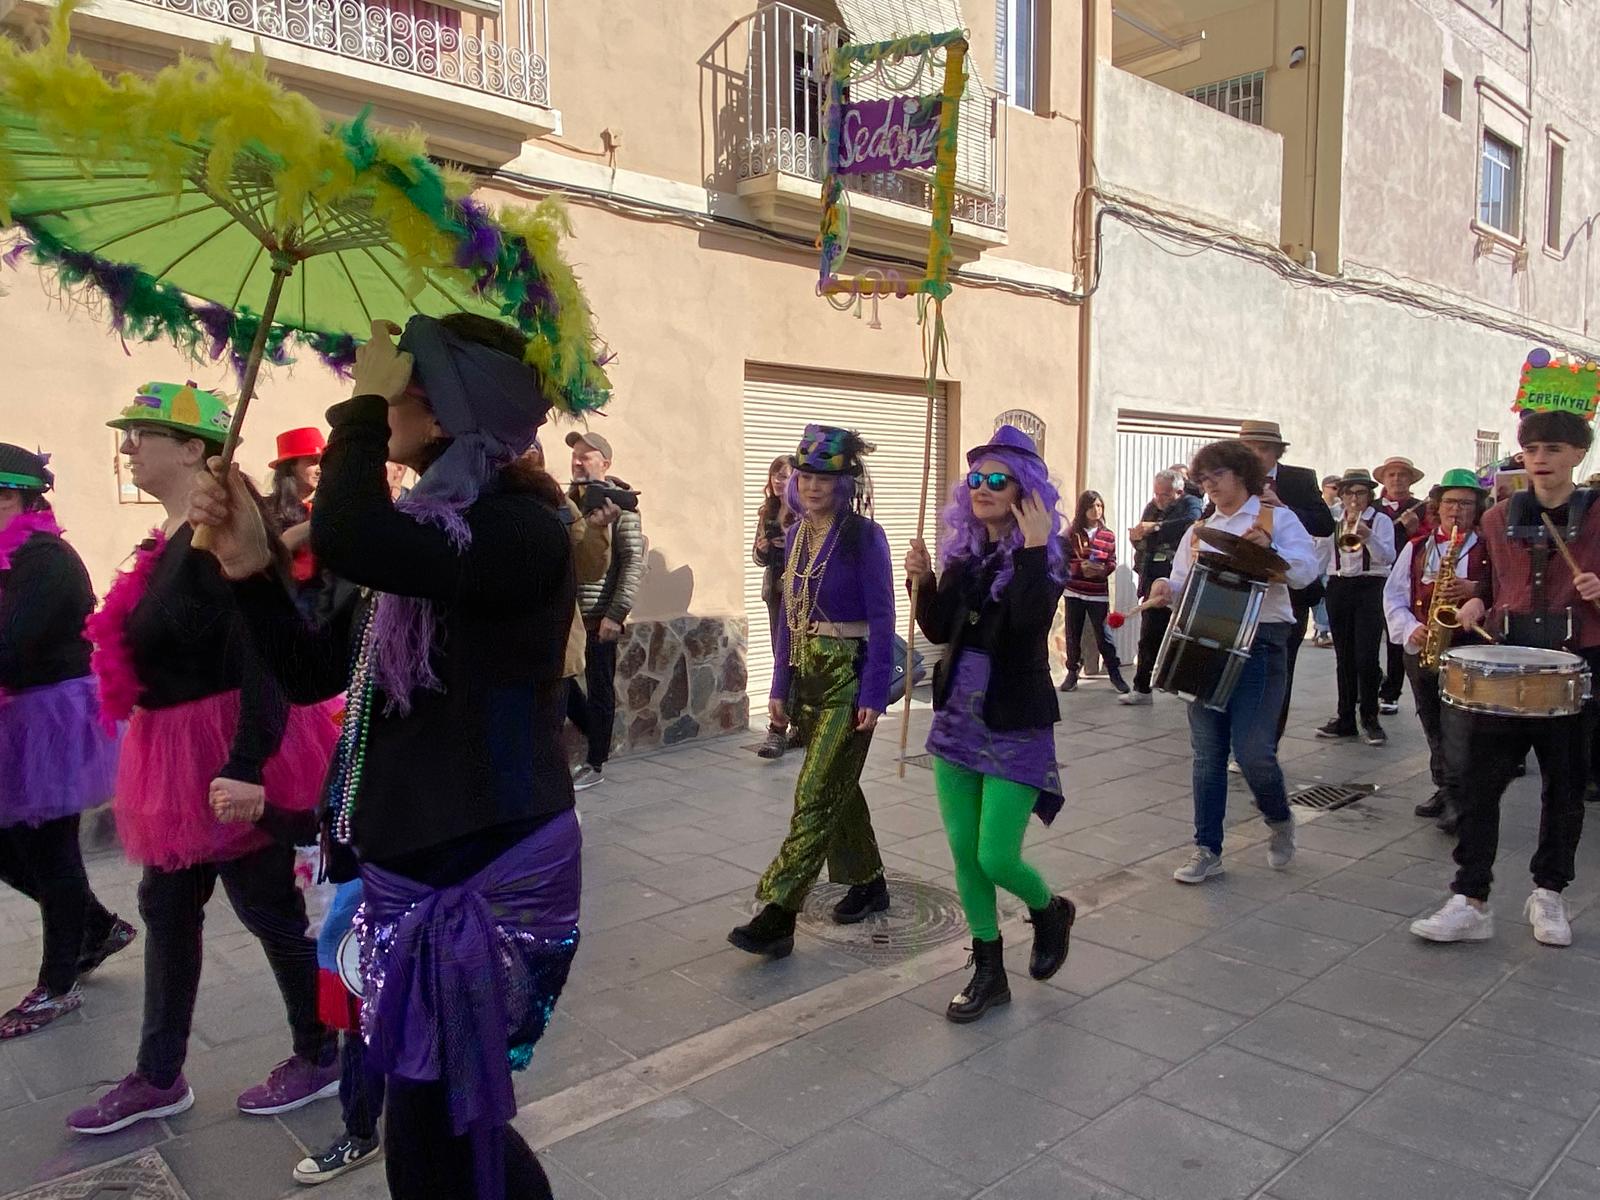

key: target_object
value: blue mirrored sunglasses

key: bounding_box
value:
[966,470,1016,492]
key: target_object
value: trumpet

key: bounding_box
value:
[1337,509,1364,554]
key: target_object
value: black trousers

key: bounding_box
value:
[1065,597,1121,672]
[1133,606,1171,693]
[1445,705,1590,901]
[566,632,619,769]
[0,815,115,995]
[1326,577,1386,726]
[1381,641,1408,705]
[1403,654,1455,805]
[136,841,332,1087]
[1276,602,1311,744]
[385,1076,552,1200]
[339,1031,385,1141]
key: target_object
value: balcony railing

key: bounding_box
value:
[127,0,550,106]
[735,2,1006,230]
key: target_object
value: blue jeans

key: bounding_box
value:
[1311,575,1330,634]
[1188,622,1294,854]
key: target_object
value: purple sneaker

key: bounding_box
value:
[67,1072,194,1135]
[237,1055,339,1116]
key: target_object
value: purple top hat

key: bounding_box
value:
[966,424,1043,467]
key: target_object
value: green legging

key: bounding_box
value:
[933,757,1053,942]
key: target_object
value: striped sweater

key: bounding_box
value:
[1065,525,1117,601]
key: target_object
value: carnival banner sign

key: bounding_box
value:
[836,95,943,175]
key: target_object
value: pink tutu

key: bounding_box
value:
[0,677,120,829]
[115,691,339,870]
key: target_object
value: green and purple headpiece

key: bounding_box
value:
[0,444,52,492]
[791,424,872,476]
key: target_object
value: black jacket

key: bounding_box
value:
[914,545,1062,731]
[232,394,576,874]
[0,531,94,690]
[1273,463,1334,609]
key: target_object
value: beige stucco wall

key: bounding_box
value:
[0,1,1088,626]
[1340,0,1600,333]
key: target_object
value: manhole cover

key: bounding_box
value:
[2,1151,189,1200]
[774,870,974,965]
[1288,783,1377,811]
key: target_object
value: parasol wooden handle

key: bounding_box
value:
[192,266,292,554]
[1540,512,1600,615]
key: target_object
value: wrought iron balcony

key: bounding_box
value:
[125,0,550,107]
[734,1,1006,232]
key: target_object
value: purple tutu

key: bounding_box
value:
[0,676,120,829]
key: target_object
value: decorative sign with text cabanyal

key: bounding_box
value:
[836,95,943,175]
[1514,346,1600,421]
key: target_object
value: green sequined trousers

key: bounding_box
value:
[757,637,885,911]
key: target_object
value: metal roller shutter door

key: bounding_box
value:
[1110,411,1238,662]
[744,363,949,702]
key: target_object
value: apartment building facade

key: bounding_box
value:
[0,0,1093,750]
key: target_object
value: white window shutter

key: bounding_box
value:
[995,0,1009,99]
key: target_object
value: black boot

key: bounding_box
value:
[1414,790,1446,819]
[831,875,890,925]
[728,904,796,958]
[946,938,1010,1024]
[1027,896,1076,981]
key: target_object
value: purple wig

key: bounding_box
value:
[939,448,1066,600]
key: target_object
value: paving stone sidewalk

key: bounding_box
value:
[3,651,1600,1200]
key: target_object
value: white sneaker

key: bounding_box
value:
[1410,895,1494,943]
[571,764,603,792]
[1266,817,1295,870]
[1173,847,1224,885]
[1525,888,1572,947]
[1117,690,1153,706]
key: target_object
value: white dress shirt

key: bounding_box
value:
[1383,531,1483,648]
[1167,496,1321,625]
[1331,508,1396,578]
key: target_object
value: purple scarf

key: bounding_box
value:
[357,810,581,1200]
[368,316,551,712]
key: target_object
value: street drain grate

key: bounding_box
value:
[2,1150,190,1200]
[1288,783,1377,811]
[902,753,935,770]
[766,871,973,966]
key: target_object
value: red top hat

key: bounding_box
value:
[269,427,326,468]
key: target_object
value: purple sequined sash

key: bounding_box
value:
[358,810,581,1198]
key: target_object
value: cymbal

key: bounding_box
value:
[1196,527,1289,582]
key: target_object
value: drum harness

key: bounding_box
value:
[1504,488,1594,651]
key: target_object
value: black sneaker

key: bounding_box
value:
[1362,722,1388,746]
[1315,719,1357,740]
[728,904,796,958]
[755,726,788,760]
[78,918,137,976]
[293,1134,382,1185]
[1414,791,1447,819]
[831,876,890,925]
[1058,670,1079,693]
[1378,701,1400,716]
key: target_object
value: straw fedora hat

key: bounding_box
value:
[1372,456,1425,487]
[1237,420,1288,448]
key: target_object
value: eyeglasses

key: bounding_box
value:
[121,428,185,449]
[966,470,1016,492]
[1192,469,1232,487]
[1437,498,1475,509]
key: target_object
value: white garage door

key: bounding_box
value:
[744,363,949,702]
[1111,410,1238,662]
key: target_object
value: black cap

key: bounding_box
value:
[0,443,52,492]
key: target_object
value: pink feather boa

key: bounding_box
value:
[0,509,63,572]
[86,529,167,734]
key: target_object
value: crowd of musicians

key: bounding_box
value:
[3,351,1599,1198]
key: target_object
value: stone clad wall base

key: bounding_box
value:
[610,616,750,754]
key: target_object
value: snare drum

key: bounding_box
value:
[1439,645,1592,718]
[1154,557,1270,711]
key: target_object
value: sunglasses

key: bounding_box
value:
[121,428,187,448]
[966,470,1016,492]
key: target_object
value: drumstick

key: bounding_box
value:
[1540,513,1600,614]
[1105,598,1161,630]
[1467,621,1498,643]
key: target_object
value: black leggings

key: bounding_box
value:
[385,1076,552,1200]
[0,815,116,995]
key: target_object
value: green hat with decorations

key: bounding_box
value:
[1435,468,1489,497]
[107,382,234,445]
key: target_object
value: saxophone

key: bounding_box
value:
[1419,529,1465,670]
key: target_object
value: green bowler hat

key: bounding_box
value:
[1437,468,1489,496]
[107,381,234,444]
